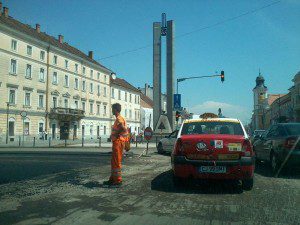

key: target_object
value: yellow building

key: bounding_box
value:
[0,6,113,142]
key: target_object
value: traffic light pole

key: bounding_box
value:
[176,72,224,94]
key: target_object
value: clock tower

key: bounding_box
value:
[253,72,268,130]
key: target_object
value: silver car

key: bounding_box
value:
[157,130,178,154]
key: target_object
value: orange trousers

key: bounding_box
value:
[110,140,125,183]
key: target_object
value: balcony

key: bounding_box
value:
[49,107,85,121]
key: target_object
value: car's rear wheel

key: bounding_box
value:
[173,175,187,188]
[157,142,164,154]
[242,178,253,190]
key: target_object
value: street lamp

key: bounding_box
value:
[6,102,10,144]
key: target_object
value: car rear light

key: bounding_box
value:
[284,137,297,149]
[174,138,184,155]
[241,139,253,157]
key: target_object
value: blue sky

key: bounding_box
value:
[4,0,300,123]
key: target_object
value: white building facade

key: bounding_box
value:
[0,7,112,142]
[111,78,141,134]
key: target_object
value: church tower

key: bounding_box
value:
[252,71,268,130]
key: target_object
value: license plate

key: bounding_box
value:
[199,166,226,173]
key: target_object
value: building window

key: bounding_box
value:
[64,75,69,87]
[75,64,78,73]
[25,64,32,79]
[53,55,57,65]
[25,92,31,106]
[9,89,16,104]
[64,99,68,108]
[52,72,58,85]
[90,103,93,113]
[39,68,45,81]
[97,85,100,96]
[40,51,45,61]
[83,66,86,75]
[125,92,127,102]
[104,125,106,135]
[111,88,115,99]
[10,59,17,74]
[125,109,127,118]
[90,83,93,93]
[82,80,86,91]
[97,104,100,115]
[24,122,30,136]
[9,121,15,136]
[11,39,17,51]
[103,105,107,115]
[97,72,100,80]
[118,90,121,100]
[129,110,132,119]
[53,97,57,108]
[75,78,79,89]
[39,123,44,133]
[82,102,86,111]
[90,70,93,79]
[104,87,107,97]
[38,95,44,108]
[129,94,132,102]
[65,60,68,69]
[75,100,79,109]
[90,125,93,137]
[135,95,137,104]
[27,45,32,56]
[104,75,107,83]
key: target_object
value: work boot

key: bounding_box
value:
[102,180,122,188]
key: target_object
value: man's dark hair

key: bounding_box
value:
[112,103,121,113]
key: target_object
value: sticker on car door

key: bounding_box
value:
[215,140,223,149]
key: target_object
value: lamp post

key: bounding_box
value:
[6,102,10,144]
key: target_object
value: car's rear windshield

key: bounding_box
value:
[284,124,300,135]
[181,121,244,135]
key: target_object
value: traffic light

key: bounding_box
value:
[221,71,225,82]
[175,111,181,122]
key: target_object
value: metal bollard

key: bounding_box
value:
[82,137,84,147]
[99,137,101,147]
[19,136,21,146]
[49,137,51,147]
[33,137,36,147]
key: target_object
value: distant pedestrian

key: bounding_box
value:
[103,103,128,187]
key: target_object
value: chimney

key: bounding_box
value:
[88,51,93,59]
[144,83,148,96]
[58,35,64,44]
[3,7,8,17]
[36,24,40,33]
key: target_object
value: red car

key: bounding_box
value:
[171,118,255,190]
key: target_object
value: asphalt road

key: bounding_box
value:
[0,150,299,225]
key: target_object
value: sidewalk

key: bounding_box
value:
[0,144,157,156]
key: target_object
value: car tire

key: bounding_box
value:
[157,142,164,154]
[242,178,254,191]
[173,175,186,188]
[270,152,280,175]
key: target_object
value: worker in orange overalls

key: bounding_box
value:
[103,103,128,187]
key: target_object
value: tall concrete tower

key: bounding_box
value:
[153,14,175,131]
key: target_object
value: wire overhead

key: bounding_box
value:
[98,0,280,60]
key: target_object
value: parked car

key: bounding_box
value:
[251,130,265,144]
[157,130,178,154]
[253,123,300,174]
[171,118,255,190]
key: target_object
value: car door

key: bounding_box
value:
[254,129,268,159]
[261,125,278,161]
[165,130,178,152]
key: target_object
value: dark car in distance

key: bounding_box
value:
[253,123,300,174]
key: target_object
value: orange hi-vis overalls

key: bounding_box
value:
[110,115,128,184]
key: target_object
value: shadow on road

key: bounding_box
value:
[151,170,243,194]
[255,161,300,179]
